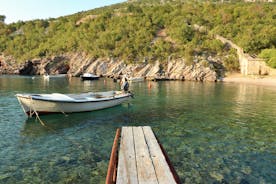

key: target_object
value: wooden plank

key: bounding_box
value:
[158,139,181,184]
[143,126,177,184]
[116,127,138,184]
[133,126,158,184]
[106,128,121,184]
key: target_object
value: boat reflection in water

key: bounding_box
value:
[21,114,88,137]
[20,102,132,138]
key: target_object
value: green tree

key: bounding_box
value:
[0,15,6,23]
[259,49,276,68]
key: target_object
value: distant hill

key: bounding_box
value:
[0,0,275,71]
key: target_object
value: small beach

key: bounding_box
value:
[223,73,276,88]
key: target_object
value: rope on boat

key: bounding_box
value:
[58,108,68,116]
[29,97,51,130]
[29,96,36,118]
[34,109,47,127]
[29,96,35,118]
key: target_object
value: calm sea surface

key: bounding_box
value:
[0,75,275,184]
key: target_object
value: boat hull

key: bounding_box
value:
[44,74,67,79]
[81,76,100,80]
[16,93,131,117]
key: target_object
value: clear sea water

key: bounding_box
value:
[0,75,275,184]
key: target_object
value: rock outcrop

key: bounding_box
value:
[0,55,21,74]
[18,56,70,75]
[0,53,221,81]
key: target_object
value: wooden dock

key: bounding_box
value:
[106,126,180,184]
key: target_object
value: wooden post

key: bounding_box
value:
[106,128,121,184]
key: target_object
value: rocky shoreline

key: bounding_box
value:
[3,53,275,87]
[0,53,223,82]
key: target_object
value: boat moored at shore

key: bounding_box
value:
[127,76,145,83]
[16,91,132,117]
[81,73,100,80]
[43,74,68,80]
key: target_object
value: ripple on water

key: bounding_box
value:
[0,77,276,183]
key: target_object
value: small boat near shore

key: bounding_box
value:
[43,74,67,80]
[16,91,132,117]
[127,77,145,83]
[81,73,100,80]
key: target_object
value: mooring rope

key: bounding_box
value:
[29,96,35,118]
[58,107,68,116]
[30,96,82,148]
[35,111,82,149]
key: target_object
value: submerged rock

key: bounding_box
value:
[239,179,250,184]
[241,166,252,175]
[0,173,10,180]
[210,171,224,182]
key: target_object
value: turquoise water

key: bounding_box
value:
[0,75,275,183]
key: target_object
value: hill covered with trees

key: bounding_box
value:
[0,0,275,71]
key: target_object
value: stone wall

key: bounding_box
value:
[215,35,276,76]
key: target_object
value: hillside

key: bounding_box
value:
[0,0,276,78]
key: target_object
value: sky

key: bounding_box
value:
[0,0,126,24]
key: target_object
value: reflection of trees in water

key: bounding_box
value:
[0,75,71,93]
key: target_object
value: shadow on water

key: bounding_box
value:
[20,103,133,138]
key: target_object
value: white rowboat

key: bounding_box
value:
[43,74,67,80]
[16,91,132,117]
[81,73,100,80]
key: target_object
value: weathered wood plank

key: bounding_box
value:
[133,126,158,184]
[143,126,177,184]
[116,127,138,184]
[106,128,121,184]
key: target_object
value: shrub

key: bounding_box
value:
[223,54,239,72]
[259,49,276,68]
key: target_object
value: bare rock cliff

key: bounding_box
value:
[67,53,218,81]
[0,53,220,81]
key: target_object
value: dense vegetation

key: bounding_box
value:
[259,49,276,68]
[0,0,275,70]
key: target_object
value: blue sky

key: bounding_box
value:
[0,0,125,23]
